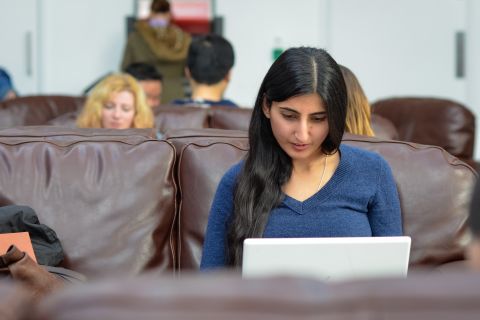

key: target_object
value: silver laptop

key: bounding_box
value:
[242,236,411,281]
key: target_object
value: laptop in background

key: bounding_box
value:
[242,236,411,282]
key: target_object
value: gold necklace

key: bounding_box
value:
[317,154,328,192]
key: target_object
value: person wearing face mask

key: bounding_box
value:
[121,0,191,104]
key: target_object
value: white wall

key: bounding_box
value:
[328,0,466,104]
[0,0,39,94]
[467,0,480,158]
[216,0,329,107]
[2,0,480,157]
[39,0,135,94]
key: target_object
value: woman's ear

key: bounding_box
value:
[262,97,271,119]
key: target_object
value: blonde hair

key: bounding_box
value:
[77,73,154,128]
[340,65,375,137]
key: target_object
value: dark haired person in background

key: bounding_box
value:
[121,0,191,103]
[200,47,402,269]
[172,33,237,107]
[125,62,163,109]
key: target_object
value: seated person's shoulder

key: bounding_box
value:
[222,161,244,183]
[341,144,390,169]
[213,99,238,107]
[170,98,238,108]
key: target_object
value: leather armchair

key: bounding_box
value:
[372,97,476,167]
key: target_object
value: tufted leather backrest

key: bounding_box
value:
[343,133,476,266]
[371,114,399,140]
[209,106,252,131]
[166,129,476,270]
[0,95,85,129]
[48,104,251,133]
[154,105,209,133]
[165,129,248,270]
[372,97,476,162]
[0,127,176,278]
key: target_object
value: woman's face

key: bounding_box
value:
[149,12,171,28]
[101,90,136,129]
[263,93,329,164]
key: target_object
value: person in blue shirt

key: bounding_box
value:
[0,68,18,101]
[172,34,237,107]
[200,47,402,269]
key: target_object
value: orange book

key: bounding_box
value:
[0,232,37,263]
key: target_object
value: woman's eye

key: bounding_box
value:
[103,104,114,110]
[312,117,326,122]
[122,106,134,112]
[282,113,296,120]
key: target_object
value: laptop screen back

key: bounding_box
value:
[242,236,411,281]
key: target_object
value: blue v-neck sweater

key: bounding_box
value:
[200,144,402,269]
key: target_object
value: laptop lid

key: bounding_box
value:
[242,236,411,281]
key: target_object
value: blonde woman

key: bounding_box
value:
[77,73,154,129]
[340,65,375,137]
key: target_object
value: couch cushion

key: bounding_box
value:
[0,127,176,278]
[168,129,476,270]
[0,95,85,129]
[372,97,476,161]
[46,110,79,128]
[32,271,480,320]
[165,129,248,269]
[209,107,252,131]
[343,134,476,266]
[154,106,209,133]
[371,113,398,140]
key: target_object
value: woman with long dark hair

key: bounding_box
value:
[201,47,402,268]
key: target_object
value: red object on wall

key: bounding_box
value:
[172,18,210,34]
[171,0,211,34]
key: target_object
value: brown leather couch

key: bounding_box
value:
[372,97,476,167]
[0,95,84,129]
[165,129,476,270]
[0,126,478,318]
[0,126,475,277]
[0,126,176,279]
[30,271,480,320]
[47,104,255,133]
[3,95,398,139]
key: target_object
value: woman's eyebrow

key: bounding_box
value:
[279,107,326,115]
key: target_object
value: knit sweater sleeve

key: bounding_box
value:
[368,157,403,236]
[200,163,241,270]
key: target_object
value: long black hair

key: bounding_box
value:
[227,47,347,266]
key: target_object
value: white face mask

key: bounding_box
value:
[149,17,169,28]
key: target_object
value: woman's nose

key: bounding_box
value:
[294,120,309,141]
[112,108,121,118]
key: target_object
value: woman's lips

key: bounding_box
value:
[291,143,309,151]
